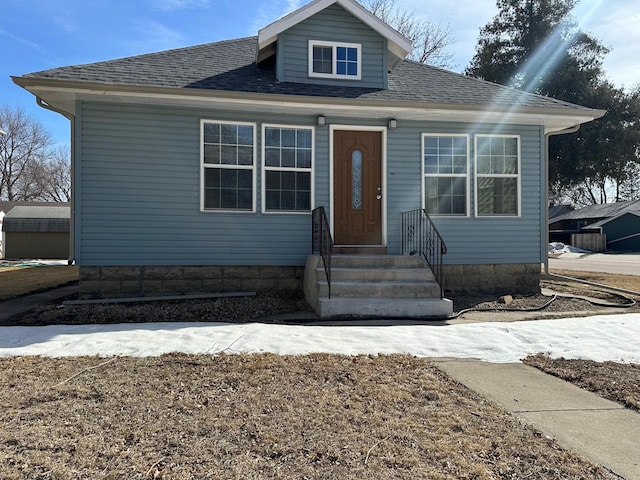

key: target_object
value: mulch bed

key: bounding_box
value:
[13,287,638,326]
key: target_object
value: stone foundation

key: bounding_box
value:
[79,265,304,299]
[442,263,541,295]
[79,263,540,299]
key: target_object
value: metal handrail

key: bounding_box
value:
[312,206,333,298]
[401,209,447,298]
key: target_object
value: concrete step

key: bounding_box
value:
[304,254,449,319]
[317,297,453,318]
[328,255,427,269]
[323,267,435,282]
[318,280,441,298]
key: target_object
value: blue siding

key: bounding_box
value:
[76,102,545,267]
[385,121,544,264]
[77,102,319,266]
[279,3,386,88]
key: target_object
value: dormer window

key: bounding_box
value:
[308,40,361,80]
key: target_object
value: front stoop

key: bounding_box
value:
[304,255,453,319]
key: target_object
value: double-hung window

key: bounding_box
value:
[201,120,255,211]
[422,134,469,216]
[308,40,361,80]
[263,125,313,213]
[475,135,520,216]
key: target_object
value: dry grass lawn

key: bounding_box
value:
[545,269,640,297]
[0,353,618,480]
[0,266,78,300]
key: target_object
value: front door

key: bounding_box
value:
[333,130,382,245]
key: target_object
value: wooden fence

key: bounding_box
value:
[571,233,607,252]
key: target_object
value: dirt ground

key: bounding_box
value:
[0,353,621,480]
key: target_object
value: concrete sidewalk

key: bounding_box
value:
[435,359,639,479]
[0,284,78,325]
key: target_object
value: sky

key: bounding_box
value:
[1,313,639,362]
[1,0,639,148]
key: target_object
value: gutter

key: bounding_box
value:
[11,76,607,122]
[36,97,76,266]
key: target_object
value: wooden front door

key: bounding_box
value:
[333,130,382,245]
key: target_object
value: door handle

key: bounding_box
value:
[376,194,382,200]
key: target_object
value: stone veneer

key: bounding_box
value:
[79,263,540,299]
[441,263,541,295]
[79,265,304,299]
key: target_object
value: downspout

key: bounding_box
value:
[36,97,76,266]
[543,126,640,298]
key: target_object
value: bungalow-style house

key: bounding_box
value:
[549,199,640,252]
[13,0,604,316]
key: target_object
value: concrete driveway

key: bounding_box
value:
[548,252,640,276]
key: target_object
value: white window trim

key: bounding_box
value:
[261,123,315,215]
[474,134,521,218]
[421,133,471,218]
[200,119,257,213]
[308,40,362,80]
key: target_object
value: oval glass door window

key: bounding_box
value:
[352,150,362,210]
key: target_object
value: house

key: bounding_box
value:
[549,204,573,221]
[12,0,604,315]
[549,199,640,252]
[1,204,71,259]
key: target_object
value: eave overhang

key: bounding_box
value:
[13,76,605,134]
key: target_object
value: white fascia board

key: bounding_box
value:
[258,0,336,50]
[257,0,411,58]
[335,0,412,55]
[23,83,602,133]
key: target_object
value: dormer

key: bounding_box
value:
[257,0,412,89]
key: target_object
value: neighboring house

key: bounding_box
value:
[12,0,604,314]
[549,204,574,221]
[1,204,71,259]
[549,199,640,252]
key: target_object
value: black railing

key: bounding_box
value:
[401,209,447,298]
[312,206,333,298]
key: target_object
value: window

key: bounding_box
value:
[308,40,361,80]
[475,135,520,216]
[262,125,313,213]
[201,120,255,211]
[422,134,469,216]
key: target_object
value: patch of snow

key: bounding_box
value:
[548,242,592,254]
[1,314,639,364]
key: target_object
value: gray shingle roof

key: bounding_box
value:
[3,205,70,219]
[550,199,640,223]
[0,201,69,215]
[22,37,592,112]
[2,206,70,233]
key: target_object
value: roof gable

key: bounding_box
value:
[584,211,640,229]
[257,0,411,69]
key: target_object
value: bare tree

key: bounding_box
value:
[0,105,53,201]
[360,0,454,68]
[39,146,72,202]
